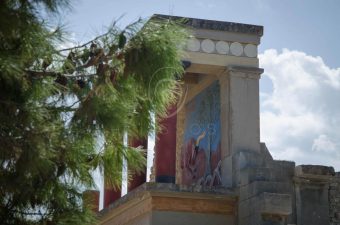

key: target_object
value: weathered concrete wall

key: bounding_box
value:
[237,143,296,225]
[237,150,340,225]
[329,172,340,225]
[228,68,261,155]
[223,66,263,191]
[294,165,335,225]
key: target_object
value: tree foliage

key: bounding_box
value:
[0,1,188,224]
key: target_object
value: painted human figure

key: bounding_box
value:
[187,131,206,179]
[182,81,222,186]
[182,128,222,187]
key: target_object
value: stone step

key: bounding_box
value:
[239,192,292,220]
[239,180,293,201]
[240,163,295,186]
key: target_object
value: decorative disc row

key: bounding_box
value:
[186,38,257,58]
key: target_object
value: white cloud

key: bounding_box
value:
[312,134,337,153]
[259,49,340,170]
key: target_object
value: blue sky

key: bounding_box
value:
[61,0,340,173]
[65,0,340,67]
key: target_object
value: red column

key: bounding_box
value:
[103,136,124,208]
[83,190,100,212]
[155,105,177,183]
[128,138,147,192]
[103,182,121,208]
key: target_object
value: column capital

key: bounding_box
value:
[227,66,264,79]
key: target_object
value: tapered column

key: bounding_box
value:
[128,138,147,191]
[155,105,177,183]
[103,180,121,208]
[83,190,100,212]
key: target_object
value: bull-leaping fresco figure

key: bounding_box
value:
[195,128,222,188]
[181,81,222,187]
[187,131,206,178]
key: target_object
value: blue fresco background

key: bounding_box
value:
[184,81,221,156]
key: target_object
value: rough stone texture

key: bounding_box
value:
[98,182,236,225]
[228,67,262,156]
[152,14,263,36]
[295,184,330,225]
[295,165,335,176]
[240,181,292,202]
[294,165,336,225]
[99,182,235,216]
[260,142,273,162]
[329,173,340,225]
[237,143,296,225]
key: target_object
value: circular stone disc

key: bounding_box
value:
[187,38,200,52]
[230,42,243,56]
[244,44,257,57]
[215,41,229,54]
[201,39,215,53]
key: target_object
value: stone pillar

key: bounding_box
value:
[294,165,334,225]
[155,105,177,183]
[218,72,232,188]
[329,172,340,225]
[128,138,147,192]
[227,66,262,155]
[230,66,262,188]
[219,66,263,188]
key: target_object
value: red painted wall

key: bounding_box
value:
[155,105,177,183]
[103,183,121,208]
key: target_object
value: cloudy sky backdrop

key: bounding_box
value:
[260,49,340,169]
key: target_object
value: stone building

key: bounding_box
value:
[90,15,340,225]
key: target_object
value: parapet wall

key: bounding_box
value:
[237,145,340,225]
[329,172,340,225]
[294,165,334,225]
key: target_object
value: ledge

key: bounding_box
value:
[227,65,264,75]
[259,192,292,216]
[98,183,236,225]
[295,165,335,176]
[152,14,263,36]
[100,182,236,214]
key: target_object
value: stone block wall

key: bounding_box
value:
[294,165,334,225]
[329,172,340,225]
[237,143,296,225]
[237,145,340,225]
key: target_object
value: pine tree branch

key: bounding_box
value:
[58,21,120,52]
[8,208,50,217]
[57,15,142,53]
[25,70,98,78]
